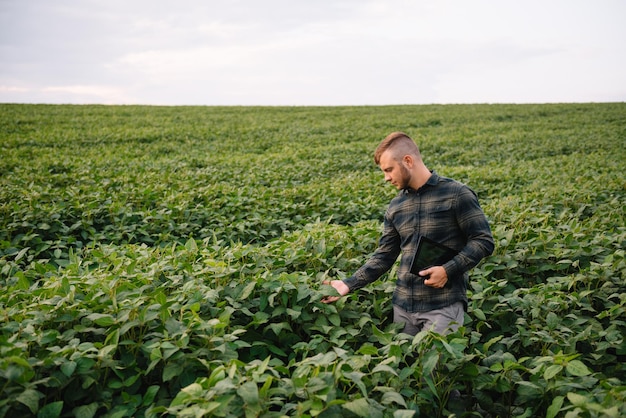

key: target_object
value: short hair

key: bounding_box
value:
[374,132,420,165]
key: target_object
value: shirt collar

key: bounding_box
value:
[403,170,438,194]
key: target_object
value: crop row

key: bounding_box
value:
[1,103,625,417]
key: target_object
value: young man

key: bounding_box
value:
[323,132,494,335]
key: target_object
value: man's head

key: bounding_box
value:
[375,132,428,190]
[374,132,421,166]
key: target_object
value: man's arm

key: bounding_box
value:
[444,186,494,279]
[322,210,401,303]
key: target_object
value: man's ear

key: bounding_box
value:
[402,154,414,168]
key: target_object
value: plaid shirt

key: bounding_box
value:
[343,171,494,313]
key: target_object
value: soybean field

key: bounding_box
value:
[1,103,625,417]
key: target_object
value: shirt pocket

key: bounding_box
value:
[427,200,455,228]
[430,200,453,216]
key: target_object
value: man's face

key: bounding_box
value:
[379,150,411,190]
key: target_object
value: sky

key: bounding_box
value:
[1,0,625,106]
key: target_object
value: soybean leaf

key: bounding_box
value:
[566,360,591,377]
[17,389,41,414]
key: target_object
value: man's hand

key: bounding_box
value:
[321,280,350,303]
[421,266,448,289]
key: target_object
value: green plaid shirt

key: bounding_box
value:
[343,171,494,313]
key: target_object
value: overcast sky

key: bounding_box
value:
[1,0,625,106]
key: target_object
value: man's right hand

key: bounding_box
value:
[321,280,350,303]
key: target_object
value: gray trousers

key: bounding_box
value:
[393,302,464,336]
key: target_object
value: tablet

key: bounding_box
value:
[410,236,457,275]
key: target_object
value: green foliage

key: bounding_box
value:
[1,103,625,417]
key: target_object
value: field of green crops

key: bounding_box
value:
[1,103,625,417]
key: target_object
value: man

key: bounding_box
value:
[323,132,494,335]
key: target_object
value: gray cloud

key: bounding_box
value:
[1,0,625,105]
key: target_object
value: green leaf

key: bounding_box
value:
[207,367,226,387]
[490,363,503,372]
[104,328,120,347]
[357,344,378,355]
[297,284,313,302]
[17,389,41,414]
[15,272,31,290]
[546,312,559,329]
[342,398,371,417]
[185,237,198,252]
[460,362,480,377]
[99,344,117,357]
[75,357,96,374]
[421,350,439,375]
[372,363,398,376]
[170,384,200,407]
[86,313,115,327]
[544,364,563,380]
[546,396,564,418]
[149,346,162,362]
[343,372,368,397]
[393,411,416,418]
[371,324,392,345]
[72,402,98,418]
[237,381,260,405]
[381,391,407,408]
[286,307,301,319]
[14,247,30,261]
[60,360,77,377]
[566,360,591,377]
[163,361,184,382]
[567,392,589,407]
[266,343,288,357]
[483,335,503,351]
[37,401,63,418]
[238,382,262,418]
[473,308,486,321]
[328,313,341,326]
[108,379,123,389]
[267,322,292,336]
[239,281,256,300]
[516,381,542,398]
[161,341,180,360]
